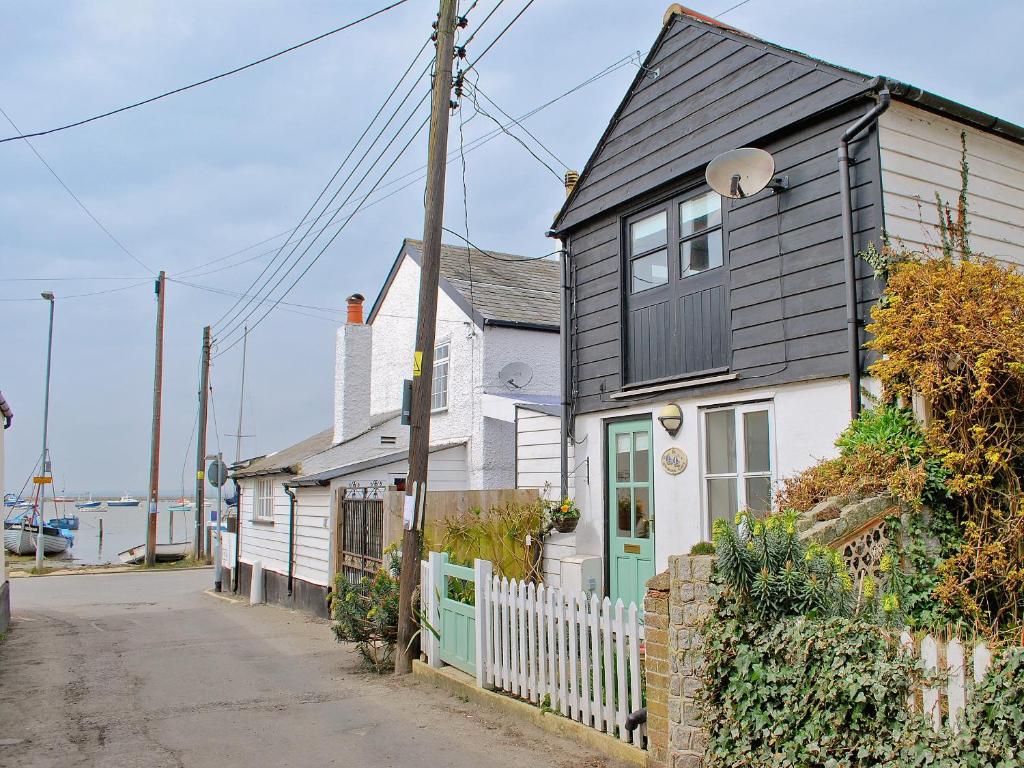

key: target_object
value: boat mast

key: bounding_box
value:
[234,325,248,464]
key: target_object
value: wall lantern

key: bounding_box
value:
[657,403,683,436]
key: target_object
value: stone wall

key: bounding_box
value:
[644,554,716,768]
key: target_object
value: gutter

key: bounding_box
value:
[838,85,891,419]
[882,78,1024,146]
[483,318,559,333]
[284,485,296,598]
[558,236,571,500]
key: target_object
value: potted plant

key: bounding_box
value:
[548,497,581,534]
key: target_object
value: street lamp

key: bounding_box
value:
[36,292,55,572]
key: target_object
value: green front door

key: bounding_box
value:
[608,419,655,610]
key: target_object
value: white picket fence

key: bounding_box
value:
[421,554,646,747]
[901,631,994,732]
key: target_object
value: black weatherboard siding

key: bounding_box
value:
[557,12,883,415]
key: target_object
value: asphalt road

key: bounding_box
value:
[1,570,622,768]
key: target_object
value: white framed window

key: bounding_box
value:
[254,477,274,522]
[700,402,775,535]
[431,341,450,412]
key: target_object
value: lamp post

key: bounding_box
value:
[36,292,55,572]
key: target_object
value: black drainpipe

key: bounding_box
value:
[838,85,891,418]
[558,235,571,500]
[232,478,241,593]
[285,485,296,598]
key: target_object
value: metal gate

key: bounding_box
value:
[336,481,385,584]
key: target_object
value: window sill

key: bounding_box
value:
[430,407,449,414]
[251,518,274,526]
[611,370,737,399]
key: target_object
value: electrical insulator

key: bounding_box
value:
[455,46,467,59]
[457,16,468,28]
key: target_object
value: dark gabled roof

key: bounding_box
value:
[232,428,334,478]
[367,238,560,330]
[551,4,1024,234]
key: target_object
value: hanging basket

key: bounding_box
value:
[552,517,579,534]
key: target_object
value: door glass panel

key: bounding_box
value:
[615,434,631,482]
[707,478,737,526]
[634,487,651,539]
[744,410,771,473]
[745,476,772,514]
[631,211,667,253]
[680,192,721,236]
[681,233,723,277]
[631,249,668,293]
[633,431,650,484]
[705,410,736,474]
[616,487,632,536]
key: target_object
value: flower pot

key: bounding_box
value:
[553,517,579,534]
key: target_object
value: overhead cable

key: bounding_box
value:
[0,0,412,144]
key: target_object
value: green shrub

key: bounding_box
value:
[956,647,1024,767]
[331,568,400,673]
[690,541,715,555]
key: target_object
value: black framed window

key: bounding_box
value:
[629,210,668,293]
[679,192,722,277]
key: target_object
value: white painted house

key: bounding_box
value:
[232,238,561,613]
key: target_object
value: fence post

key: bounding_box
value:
[474,558,492,689]
[426,551,446,669]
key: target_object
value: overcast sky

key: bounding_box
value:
[2,0,1021,496]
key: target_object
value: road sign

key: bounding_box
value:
[33,476,52,484]
[206,459,228,487]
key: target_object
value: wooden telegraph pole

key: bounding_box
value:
[194,325,211,561]
[144,271,166,567]
[394,0,458,675]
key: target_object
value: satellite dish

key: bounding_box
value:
[497,361,534,390]
[706,147,776,199]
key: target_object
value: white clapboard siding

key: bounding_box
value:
[484,573,645,746]
[292,485,333,587]
[901,631,1001,733]
[515,408,572,500]
[878,101,1024,266]
[237,475,291,576]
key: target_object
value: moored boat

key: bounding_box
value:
[3,520,72,555]
[75,494,102,510]
[117,541,190,565]
[47,514,80,531]
[107,495,141,508]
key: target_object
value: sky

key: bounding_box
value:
[2,0,1022,496]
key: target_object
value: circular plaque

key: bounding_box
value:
[661,447,688,475]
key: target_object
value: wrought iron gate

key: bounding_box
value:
[336,481,385,584]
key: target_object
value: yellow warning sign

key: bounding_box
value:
[197,470,205,480]
[413,350,423,378]
[33,476,53,484]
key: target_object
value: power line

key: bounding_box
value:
[464,80,568,171]
[212,45,434,333]
[0,279,150,302]
[0,1,412,145]
[213,112,430,358]
[716,0,755,17]
[0,105,155,274]
[440,227,561,262]
[0,275,147,282]
[463,0,537,75]
[174,52,633,285]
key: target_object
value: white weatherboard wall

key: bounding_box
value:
[327,444,470,494]
[879,102,1024,265]
[569,377,852,580]
[516,408,572,499]
[293,485,332,587]
[238,474,292,577]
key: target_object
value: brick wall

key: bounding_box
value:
[644,554,716,768]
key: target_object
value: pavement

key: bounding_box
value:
[0,570,625,768]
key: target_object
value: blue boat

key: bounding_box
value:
[74,494,102,510]
[46,514,80,531]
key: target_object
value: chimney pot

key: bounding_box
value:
[346,293,365,324]
[564,170,580,199]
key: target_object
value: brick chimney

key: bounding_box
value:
[564,169,579,198]
[334,293,372,444]
[346,293,365,324]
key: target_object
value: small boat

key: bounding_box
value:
[117,541,190,565]
[46,514,80,531]
[107,495,141,508]
[168,498,193,513]
[3,493,27,508]
[3,520,72,556]
[75,494,102,510]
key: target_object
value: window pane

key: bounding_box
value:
[435,343,449,361]
[432,356,449,410]
[707,478,737,526]
[680,193,721,236]
[616,487,631,536]
[745,476,772,515]
[634,487,651,539]
[705,410,736,475]
[631,211,666,254]
[633,430,650,484]
[631,249,668,293]
[615,433,631,482]
[680,232,723,276]
[743,410,771,473]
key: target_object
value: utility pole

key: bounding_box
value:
[194,325,211,561]
[35,292,56,573]
[145,271,166,567]
[394,0,458,675]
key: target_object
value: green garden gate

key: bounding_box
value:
[424,552,491,683]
